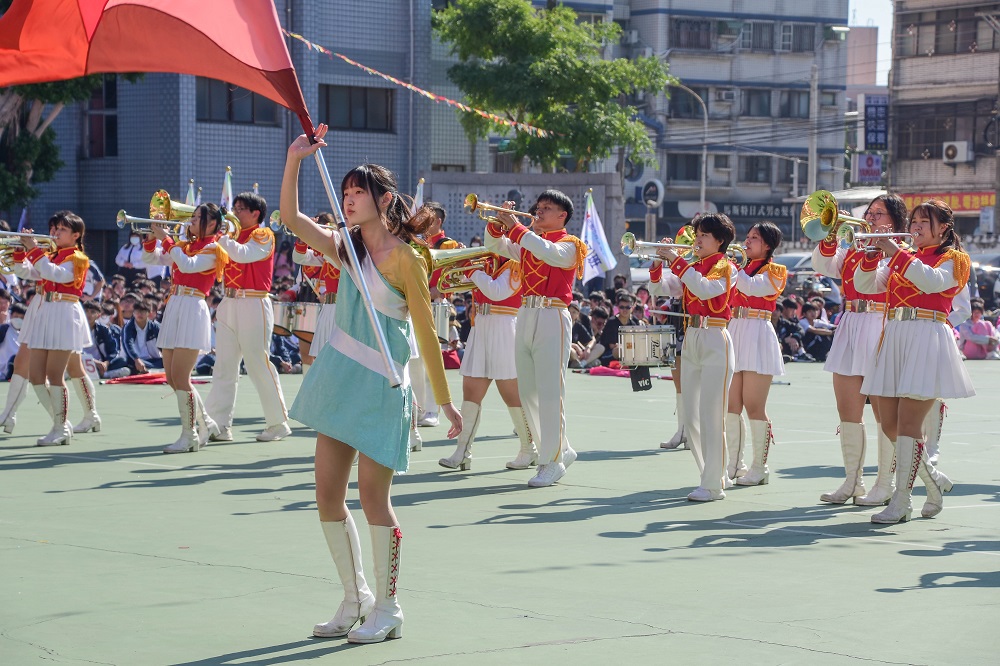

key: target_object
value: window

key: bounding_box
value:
[895,100,995,159]
[672,19,712,49]
[780,24,815,52]
[741,89,772,117]
[713,155,730,170]
[85,75,118,158]
[741,21,774,50]
[667,154,701,181]
[669,87,708,118]
[196,78,279,125]
[779,90,810,118]
[896,9,992,57]
[780,159,807,184]
[738,156,772,183]
[320,85,393,132]
[431,164,466,172]
[821,91,837,106]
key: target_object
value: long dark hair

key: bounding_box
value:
[337,164,431,263]
[48,210,85,252]
[864,194,908,234]
[911,199,963,255]
[194,203,222,239]
[747,221,783,276]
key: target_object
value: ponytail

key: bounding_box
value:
[48,210,86,253]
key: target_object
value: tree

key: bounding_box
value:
[433,0,674,173]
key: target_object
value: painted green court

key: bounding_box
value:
[2,363,998,665]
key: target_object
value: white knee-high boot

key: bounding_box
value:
[917,444,953,518]
[163,390,199,453]
[736,419,773,486]
[408,403,421,452]
[725,412,747,479]
[857,427,896,506]
[314,515,376,637]
[506,406,537,469]
[439,401,479,470]
[190,388,219,443]
[0,374,29,434]
[37,385,72,446]
[922,399,946,465]
[661,392,687,449]
[872,436,921,524]
[71,376,101,433]
[32,383,53,444]
[820,422,866,504]
[348,525,403,644]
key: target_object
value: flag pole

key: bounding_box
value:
[312,148,402,388]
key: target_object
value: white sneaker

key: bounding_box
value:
[563,446,577,469]
[417,412,439,427]
[528,462,566,487]
[256,422,292,441]
[209,426,233,442]
[687,487,725,502]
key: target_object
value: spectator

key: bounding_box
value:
[468,234,483,247]
[0,288,10,325]
[269,332,301,374]
[957,298,1000,360]
[115,231,148,285]
[82,261,105,303]
[799,302,835,361]
[109,274,126,299]
[81,301,129,379]
[604,273,628,303]
[568,301,594,368]
[119,292,140,323]
[122,301,163,375]
[597,292,640,365]
[0,303,26,380]
[776,298,810,362]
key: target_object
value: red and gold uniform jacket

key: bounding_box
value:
[731,259,788,312]
[484,221,586,307]
[814,239,887,303]
[855,244,971,315]
[649,251,737,319]
[293,240,340,295]
[24,246,89,296]
[218,224,275,292]
[145,236,227,296]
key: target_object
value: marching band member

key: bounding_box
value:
[811,195,907,506]
[489,190,586,488]
[726,221,786,486]
[281,125,461,644]
[203,192,291,442]
[438,256,536,471]
[649,213,737,501]
[142,204,228,453]
[292,215,341,367]
[0,251,44,435]
[20,212,93,446]
[857,199,973,523]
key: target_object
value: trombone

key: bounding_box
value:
[620,232,748,269]
[837,226,913,252]
[464,194,536,227]
[0,232,57,274]
[412,244,498,294]
[799,190,870,242]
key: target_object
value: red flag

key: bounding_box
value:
[0,0,313,134]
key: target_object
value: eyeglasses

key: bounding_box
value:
[232,205,248,213]
[864,210,887,221]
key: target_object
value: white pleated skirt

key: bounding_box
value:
[460,314,517,380]
[22,300,92,351]
[158,294,212,353]
[823,310,884,377]
[19,296,43,341]
[729,318,785,376]
[861,320,975,400]
[311,302,337,352]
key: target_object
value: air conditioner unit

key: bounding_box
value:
[715,89,736,103]
[942,141,973,164]
[622,29,639,45]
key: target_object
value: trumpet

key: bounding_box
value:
[837,227,913,252]
[412,244,498,294]
[0,232,57,274]
[464,194,535,227]
[118,210,237,240]
[621,232,748,269]
[800,190,870,242]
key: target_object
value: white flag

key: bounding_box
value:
[184,179,196,206]
[581,190,616,284]
[410,177,424,216]
[220,166,233,211]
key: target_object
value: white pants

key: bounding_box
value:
[680,327,735,492]
[409,356,436,414]
[515,307,572,465]
[205,297,288,428]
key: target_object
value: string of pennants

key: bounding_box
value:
[282,29,559,138]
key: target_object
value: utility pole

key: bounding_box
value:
[808,63,819,194]
[980,11,1000,236]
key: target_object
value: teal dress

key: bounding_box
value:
[290,253,417,472]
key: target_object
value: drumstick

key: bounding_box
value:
[647,310,689,318]
[302,274,323,300]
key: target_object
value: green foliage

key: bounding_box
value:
[433,0,673,172]
[0,129,63,211]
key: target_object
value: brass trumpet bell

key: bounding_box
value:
[151,189,240,234]
[800,190,870,242]
[412,244,498,294]
[0,232,57,274]
[620,229,748,268]
[464,194,536,225]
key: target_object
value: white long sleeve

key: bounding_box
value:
[10,259,40,281]
[679,263,736,300]
[948,286,971,326]
[218,232,273,264]
[484,231,523,262]
[293,247,324,267]
[141,246,173,267]
[854,262,891,295]
[811,243,846,279]
[484,228,578,268]
[900,254,959,294]
[469,267,517,301]
[737,267,782,298]
[168,245,218,274]
[647,265,683,298]
[33,256,78,284]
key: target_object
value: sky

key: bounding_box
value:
[849,0,893,85]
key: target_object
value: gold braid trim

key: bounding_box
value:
[251,227,276,260]
[70,251,89,290]
[705,258,732,281]
[561,235,589,279]
[944,249,970,287]
[212,243,230,282]
[766,262,788,293]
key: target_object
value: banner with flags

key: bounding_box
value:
[410,178,425,216]
[580,190,616,285]
[184,179,196,206]
[220,167,233,212]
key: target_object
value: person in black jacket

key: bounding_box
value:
[122,302,163,374]
[81,302,129,378]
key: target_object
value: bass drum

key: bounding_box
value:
[272,302,295,337]
[292,302,321,343]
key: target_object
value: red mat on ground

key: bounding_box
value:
[104,375,208,385]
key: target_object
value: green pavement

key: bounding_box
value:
[2,363,998,665]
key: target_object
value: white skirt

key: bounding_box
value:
[729,318,785,376]
[22,300,92,352]
[19,296,43,340]
[311,302,337,353]
[861,320,975,400]
[158,294,212,353]
[823,310,884,377]
[460,313,517,380]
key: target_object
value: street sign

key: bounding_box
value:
[642,178,664,208]
[861,94,888,151]
[852,153,882,183]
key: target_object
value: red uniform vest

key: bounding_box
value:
[472,260,523,309]
[818,239,886,302]
[153,237,221,296]
[506,224,583,306]
[294,241,339,294]
[426,231,459,290]
[26,246,87,296]
[223,225,274,291]
[730,259,787,312]
[885,245,970,313]
[650,252,735,319]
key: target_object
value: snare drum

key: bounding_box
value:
[619,325,677,367]
[432,302,451,344]
[292,302,321,343]
[272,302,294,337]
